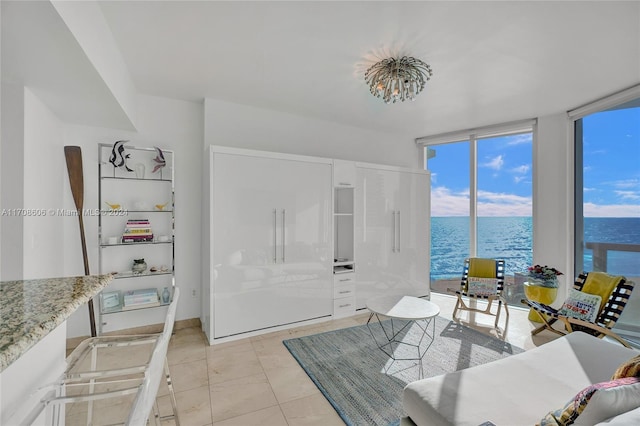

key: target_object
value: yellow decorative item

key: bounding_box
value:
[104,201,121,210]
[581,272,623,311]
[155,202,169,211]
[524,282,558,322]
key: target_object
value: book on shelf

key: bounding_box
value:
[122,235,154,243]
[123,288,159,306]
[121,300,161,311]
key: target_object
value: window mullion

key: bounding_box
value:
[470,135,477,257]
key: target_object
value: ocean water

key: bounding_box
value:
[431,217,640,280]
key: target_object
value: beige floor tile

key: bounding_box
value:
[279,392,344,426]
[170,358,209,393]
[263,364,320,404]
[208,347,265,385]
[167,332,207,366]
[175,385,213,426]
[210,372,279,422]
[213,405,288,426]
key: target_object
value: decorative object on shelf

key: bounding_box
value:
[155,202,169,211]
[109,140,133,172]
[152,146,166,174]
[132,258,148,275]
[162,287,171,304]
[524,264,563,322]
[364,56,433,104]
[122,288,159,310]
[101,290,122,311]
[104,201,122,210]
[134,163,145,179]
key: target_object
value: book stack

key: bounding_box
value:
[122,219,154,243]
[122,288,160,310]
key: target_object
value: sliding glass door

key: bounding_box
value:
[574,99,640,340]
[426,126,533,305]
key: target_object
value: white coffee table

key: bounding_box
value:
[366,295,440,378]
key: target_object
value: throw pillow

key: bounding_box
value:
[467,277,498,296]
[581,272,623,312]
[612,354,640,380]
[537,376,640,426]
[467,258,496,278]
[558,288,602,323]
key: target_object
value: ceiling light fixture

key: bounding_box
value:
[364,56,433,104]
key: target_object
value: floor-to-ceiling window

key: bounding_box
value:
[573,93,640,341]
[420,121,534,305]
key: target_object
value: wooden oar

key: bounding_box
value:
[64,146,97,337]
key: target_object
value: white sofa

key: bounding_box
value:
[402,332,640,426]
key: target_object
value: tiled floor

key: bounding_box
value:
[70,293,560,425]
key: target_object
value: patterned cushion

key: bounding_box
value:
[467,277,498,296]
[537,377,640,426]
[612,355,640,380]
[558,289,602,322]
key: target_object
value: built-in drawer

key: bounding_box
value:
[334,273,355,286]
[333,296,356,319]
[333,282,355,299]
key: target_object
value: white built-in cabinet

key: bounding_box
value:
[203,147,430,343]
[354,163,430,309]
[205,147,333,341]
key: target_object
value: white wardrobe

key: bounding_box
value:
[203,147,430,343]
[204,147,333,341]
[355,163,430,309]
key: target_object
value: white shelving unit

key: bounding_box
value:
[97,143,175,334]
[333,160,356,318]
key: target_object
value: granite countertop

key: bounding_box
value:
[0,274,113,372]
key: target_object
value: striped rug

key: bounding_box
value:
[283,316,523,426]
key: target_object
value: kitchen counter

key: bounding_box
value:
[0,274,112,372]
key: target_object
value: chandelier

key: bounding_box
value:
[364,56,433,104]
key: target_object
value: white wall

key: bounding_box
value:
[62,94,203,338]
[0,83,25,281]
[23,88,66,279]
[204,98,423,169]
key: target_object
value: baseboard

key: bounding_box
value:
[66,317,202,350]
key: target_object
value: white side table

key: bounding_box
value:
[366,295,440,378]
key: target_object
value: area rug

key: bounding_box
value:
[283,316,523,426]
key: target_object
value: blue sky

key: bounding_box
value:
[428,106,640,217]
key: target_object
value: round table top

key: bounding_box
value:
[366,295,440,320]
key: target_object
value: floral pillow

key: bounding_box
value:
[538,376,640,426]
[612,354,640,380]
[558,288,601,322]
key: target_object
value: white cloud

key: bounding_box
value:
[583,202,640,217]
[511,164,530,174]
[615,190,640,200]
[613,179,640,189]
[431,186,532,217]
[505,134,532,146]
[482,155,504,171]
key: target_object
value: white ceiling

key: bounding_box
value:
[97,1,640,138]
[5,1,640,138]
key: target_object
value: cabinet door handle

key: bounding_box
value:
[338,182,350,186]
[397,210,401,253]
[338,290,351,294]
[339,303,352,308]
[392,211,396,252]
[339,278,351,282]
[282,209,286,263]
[273,209,277,263]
